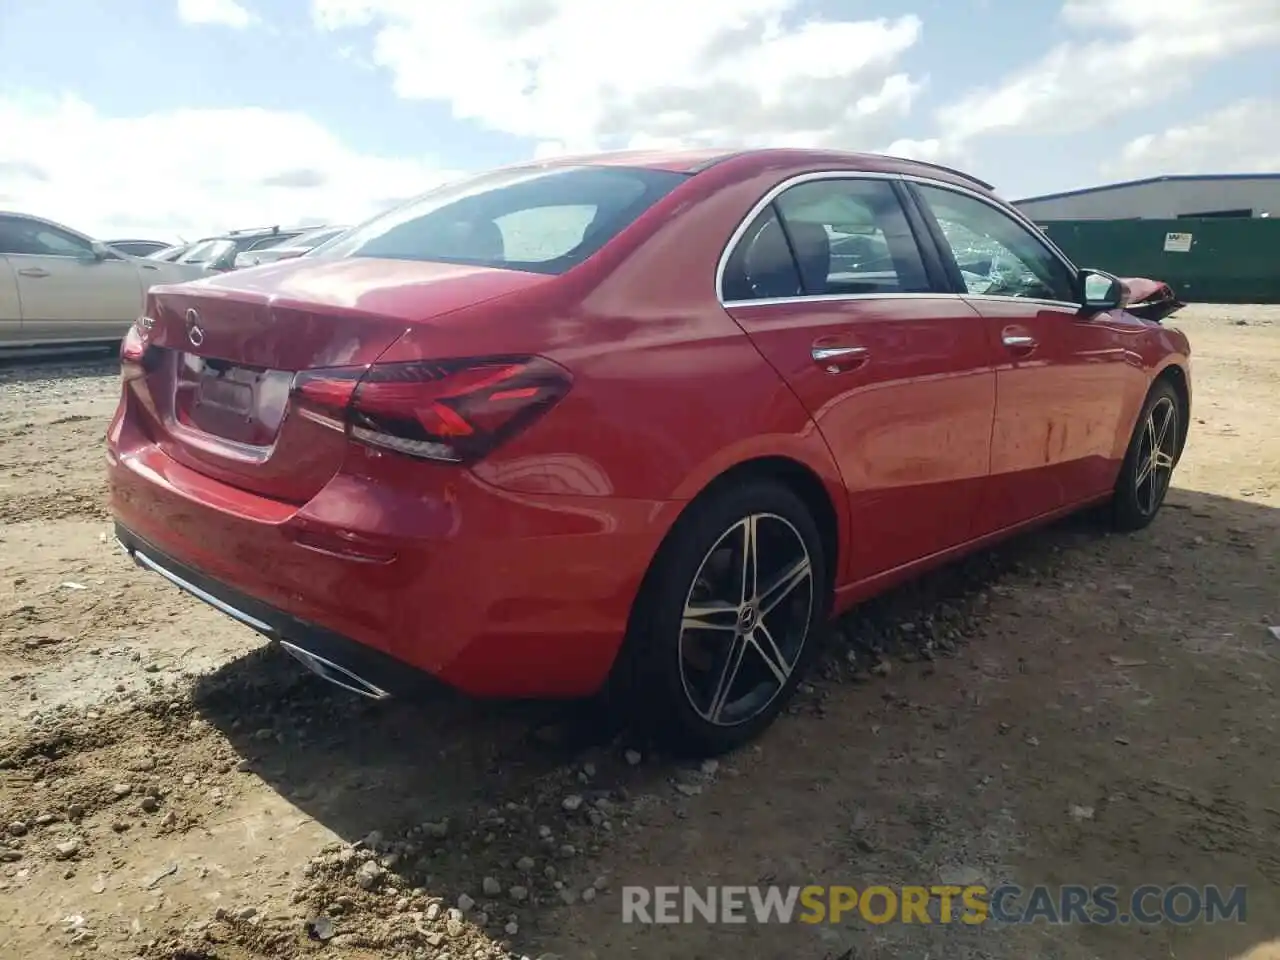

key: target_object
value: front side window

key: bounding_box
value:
[0,216,94,257]
[721,177,932,303]
[913,184,1078,303]
[315,165,688,275]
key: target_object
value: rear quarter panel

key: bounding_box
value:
[384,159,851,521]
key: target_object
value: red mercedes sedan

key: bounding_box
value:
[107,148,1191,756]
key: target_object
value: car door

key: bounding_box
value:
[906,182,1145,532]
[0,214,144,342]
[0,256,20,345]
[720,174,998,583]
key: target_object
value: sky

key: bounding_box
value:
[0,0,1277,241]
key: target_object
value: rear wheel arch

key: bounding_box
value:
[632,454,842,632]
[610,457,838,754]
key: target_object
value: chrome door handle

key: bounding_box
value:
[17,267,50,278]
[812,344,869,373]
[812,345,868,362]
[1002,334,1036,348]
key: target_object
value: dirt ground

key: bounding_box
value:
[1,303,1278,960]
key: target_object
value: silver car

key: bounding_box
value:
[0,212,212,350]
[232,225,349,269]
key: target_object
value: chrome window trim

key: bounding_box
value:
[728,291,955,309]
[961,294,1081,311]
[2,251,93,262]
[724,291,1084,311]
[714,169,1084,309]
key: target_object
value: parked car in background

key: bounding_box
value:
[177,225,314,273]
[0,212,210,350]
[106,239,173,258]
[233,224,349,269]
[147,242,194,262]
[109,148,1192,756]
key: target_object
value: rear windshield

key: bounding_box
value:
[313,165,688,275]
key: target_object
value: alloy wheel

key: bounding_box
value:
[677,513,814,727]
[1135,396,1178,517]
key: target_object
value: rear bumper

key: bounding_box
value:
[115,524,422,699]
[107,416,681,698]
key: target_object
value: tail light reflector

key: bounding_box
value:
[290,355,571,464]
[121,316,159,381]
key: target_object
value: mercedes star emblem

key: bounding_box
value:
[185,308,205,347]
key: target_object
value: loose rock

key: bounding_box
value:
[355,860,385,891]
[305,915,335,941]
[53,838,82,860]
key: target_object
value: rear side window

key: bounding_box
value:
[721,209,802,302]
[774,179,931,296]
[721,177,932,303]
[316,165,688,275]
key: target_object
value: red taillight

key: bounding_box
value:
[290,356,571,463]
[121,317,157,381]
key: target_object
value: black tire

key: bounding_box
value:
[1112,379,1181,532]
[614,479,828,758]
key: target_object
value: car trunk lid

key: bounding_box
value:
[138,257,552,503]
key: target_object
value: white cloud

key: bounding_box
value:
[177,0,258,29]
[938,0,1280,144]
[1106,99,1280,179]
[310,0,927,155]
[0,93,464,241]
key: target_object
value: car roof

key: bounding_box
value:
[515,147,996,193]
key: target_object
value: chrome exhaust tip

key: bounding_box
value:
[278,641,392,701]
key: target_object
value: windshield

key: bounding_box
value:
[178,239,233,264]
[243,232,300,251]
[147,243,187,260]
[311,165,688,275]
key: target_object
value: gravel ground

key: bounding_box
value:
[1,305,1278,960]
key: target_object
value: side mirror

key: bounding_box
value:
[1079,268,1124,313]
[89,241,114,261]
